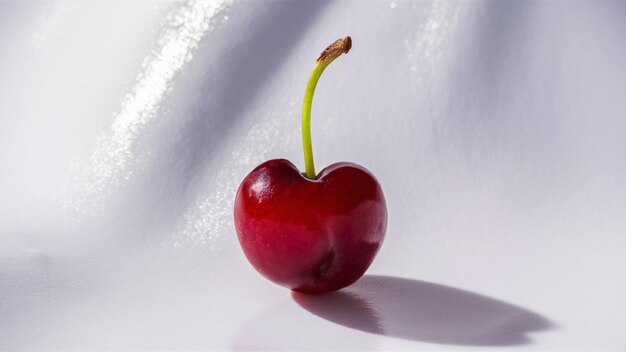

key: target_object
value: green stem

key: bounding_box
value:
[302,36,352,179]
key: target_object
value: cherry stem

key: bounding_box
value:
[302,36,352,179]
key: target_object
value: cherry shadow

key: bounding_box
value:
[293,275,553,346]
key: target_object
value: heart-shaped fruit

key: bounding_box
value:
[234,36,387,294]
[234,159,386,294]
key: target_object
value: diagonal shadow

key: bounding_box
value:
[293,275,554,346]
[110,1,330,233]
[164,1,331,184]
[444,1,535,137]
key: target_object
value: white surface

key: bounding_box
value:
[1,1,625,350]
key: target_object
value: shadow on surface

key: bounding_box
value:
[293,275,553,346]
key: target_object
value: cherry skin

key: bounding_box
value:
[233,36,386,293]
[234,159,387,294]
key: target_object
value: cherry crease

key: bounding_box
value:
[234,159,387,294]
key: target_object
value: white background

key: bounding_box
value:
[1,1,625,350]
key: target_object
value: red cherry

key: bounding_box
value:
[233,36,387,294]
[234,159,387,294]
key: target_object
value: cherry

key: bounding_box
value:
[234,37,387,294]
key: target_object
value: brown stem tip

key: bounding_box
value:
[317,36,352,63]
